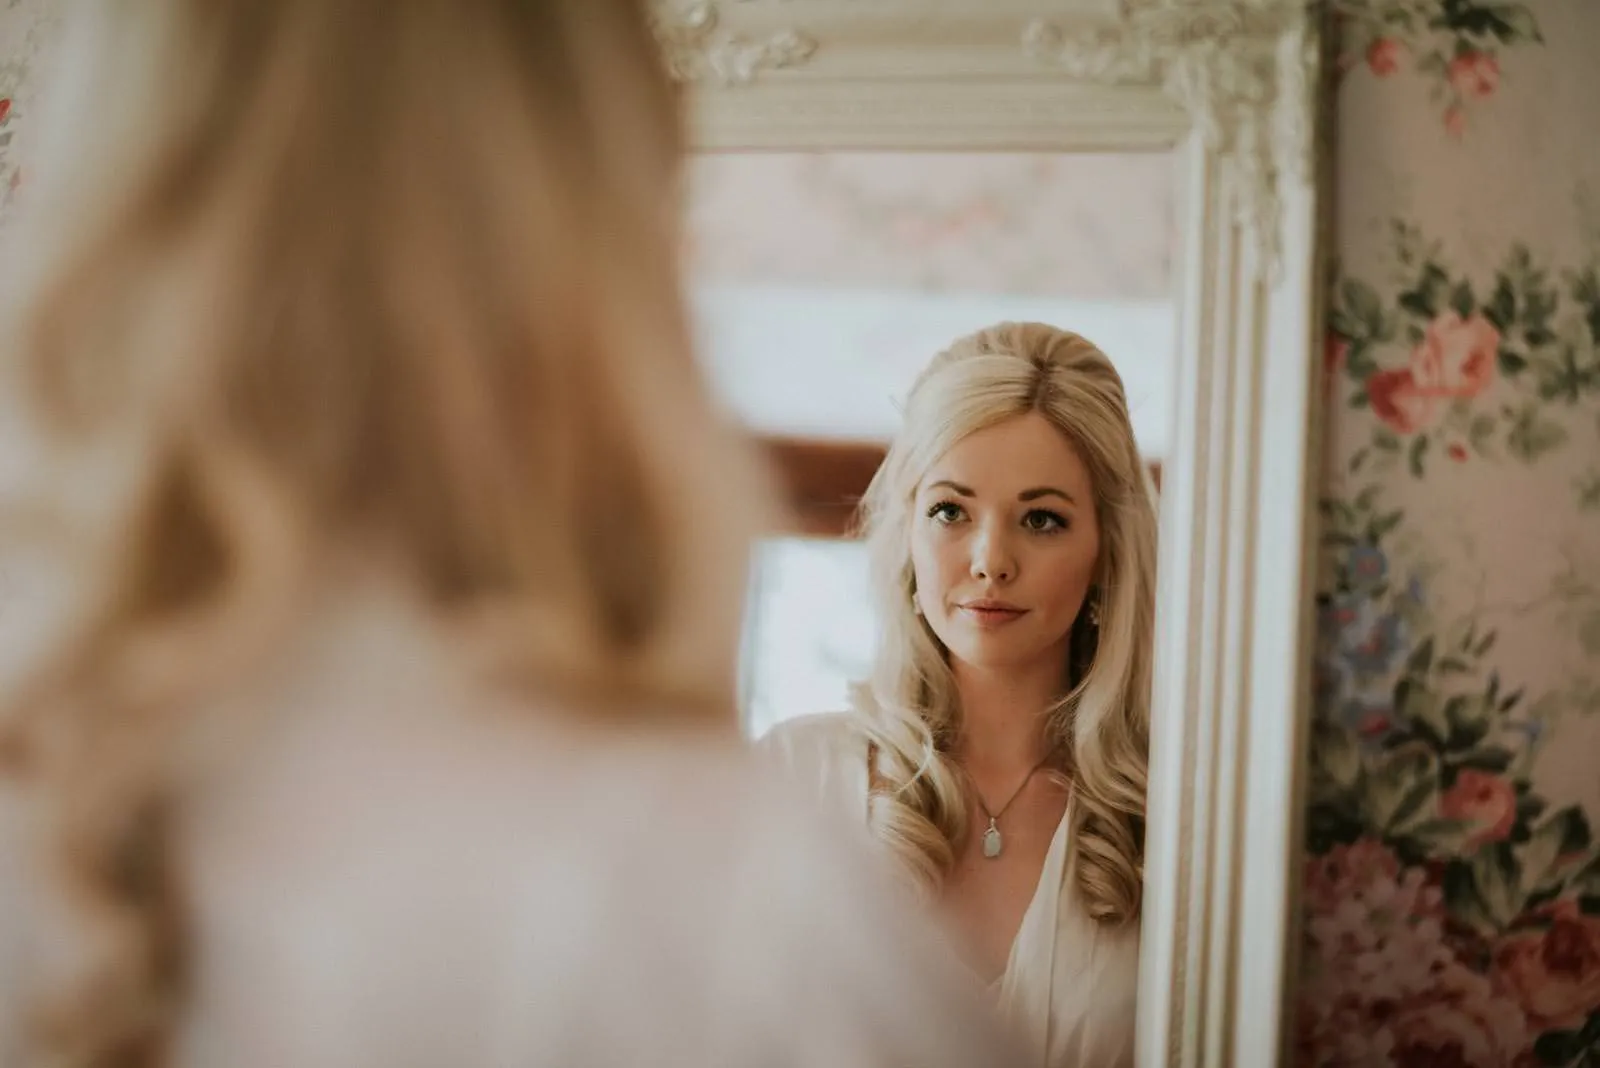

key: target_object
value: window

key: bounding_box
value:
[739,535,876,739]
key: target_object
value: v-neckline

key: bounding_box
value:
[974,799,1072,991]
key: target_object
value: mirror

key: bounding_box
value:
[685,150,1178,738]
[660,3,1326,1067]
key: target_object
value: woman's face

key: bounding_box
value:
[909,411,1101,674]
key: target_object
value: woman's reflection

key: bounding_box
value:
[764,321,1157,1067]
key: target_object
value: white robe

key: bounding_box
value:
[761,712,1140,1068]
[0,592,1029,1068]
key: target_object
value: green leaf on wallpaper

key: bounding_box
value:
[1312,722,1362,792]
[1474,630,1498,656]
[1405,817,1475,855]
[1485,274,1517,330]
[1450,745,1514,773]
[1408,434,1431,477]
[1573,267,1600,345]
[1533,1026,1591,1067]
[1449,280,1477,318]
[1345,345,1382,380]
[1373,428,1402,452]
[1491,4,1543,44]
[1577,470,1600,513]
[1341,278,1385,337]
[1406,636,1437,677]
[1536,344,1596,403]
[1370,751,1438,833]
[1348,388,1370,409]
[1348,448,1369,474]
[1523,808,1587,901]
[1439,655,1473,674]
[1445,695,1493,748]
[1401,687,1452,748]
[1400,264,1450,320]
[1497,347,1529,377]
[1506,406,1569,462]
[1472,842,1524,928]
[1368,511,1403,540]
[1443,858,1496,932]
[1574,851,1600,897]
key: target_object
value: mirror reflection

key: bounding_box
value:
[687,149,1180,1063]
[685,151,1177,738]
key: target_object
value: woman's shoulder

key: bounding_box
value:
[755,711,861,757]
[753,712,870,820]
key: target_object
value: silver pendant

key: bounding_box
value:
[982,820,1003,859]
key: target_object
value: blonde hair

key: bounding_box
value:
[852,322,1156,924]
[0,1,772,1063]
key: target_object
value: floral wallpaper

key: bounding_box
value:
[2,0,1596,1064]
[0,0,57,226]
[1300,2,1600,1065]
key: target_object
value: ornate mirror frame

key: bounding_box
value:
[655,2,1329,1064]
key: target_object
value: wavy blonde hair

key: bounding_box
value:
[852,322,1156,924]
[0,2,773,1064]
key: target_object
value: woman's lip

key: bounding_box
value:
[959,605,1028,626]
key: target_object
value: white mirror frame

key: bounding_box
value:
[657,2,1328,1065]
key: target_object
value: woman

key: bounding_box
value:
[0,3,1028,1066]
[764,322,1158,1067]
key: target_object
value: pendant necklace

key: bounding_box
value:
[971,754,1053,860]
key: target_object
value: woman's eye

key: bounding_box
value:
[1023,509,1067,533]
[926,501,965,524]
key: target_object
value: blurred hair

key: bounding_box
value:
[0,1,774,1063]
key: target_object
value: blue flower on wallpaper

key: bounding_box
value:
[1324,593,1411,675]
[1346,543,1389,586]
[1337,693,1397,743]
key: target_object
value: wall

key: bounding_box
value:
[1298,2,1600,1064]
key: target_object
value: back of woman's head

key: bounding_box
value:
[0,0,771,1062]
[853,322,1156,924]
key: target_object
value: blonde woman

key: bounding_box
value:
[0,3,1029,1067]
[764,322,1157,1067]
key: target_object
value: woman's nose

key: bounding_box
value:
[969,526,1015,583]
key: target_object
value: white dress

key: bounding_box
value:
[0,592,1030,1068]
[761,712,1141,1068]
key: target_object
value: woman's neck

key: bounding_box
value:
[950,656,1065,772]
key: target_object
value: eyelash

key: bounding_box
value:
[925,501,1069,534]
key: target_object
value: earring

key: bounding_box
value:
[1087,595,1102,627]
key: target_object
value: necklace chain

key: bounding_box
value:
[969,753,1054,824]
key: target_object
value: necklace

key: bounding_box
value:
[969,754,1053,860]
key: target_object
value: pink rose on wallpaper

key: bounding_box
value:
[1439,770,1516,845]
[1366,38,1404,77]
[1495,902,1600,1032]
[1445,105,1468,139]
[1411,311,1499,399]
[1386,975,1530,1067]
[1448,51,1501,100]
[0,98,12,124]
[1367,367,1436,433]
